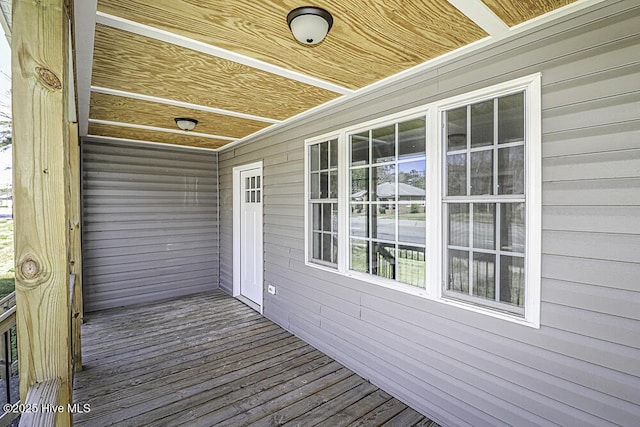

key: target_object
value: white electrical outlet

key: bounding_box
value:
[267,284,276,295]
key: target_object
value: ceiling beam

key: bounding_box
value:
[91,86,281,124]
[88,119,239,141]
[74,0,97,136]
[96,11,353,96]
[446,0,509,36]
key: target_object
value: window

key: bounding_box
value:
[304,74,541,327]
[348,118,427,287]
[443,92,527,316]
[307,139,339,267]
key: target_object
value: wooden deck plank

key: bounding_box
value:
[317,389,394,427]
[75,322,284,386]
[78,335,306,402]
[176,368,355,427]
[73,290,438,427]
[225,374,365,426]
[81,299,258,356]
[81,350,331,426]
[347,398,409,427]
[381,406,430,426]
[280,381,379,427]
[116,351,332,426]
[81,317,272,366]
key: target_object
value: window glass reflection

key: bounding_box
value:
[447,154,467,196]
[351,132,369,165]
[498,92,524,144]
[498,146,524,194]
[447,107,467,151]
[372,125,395,163]
[471,100,494,147]
[398,118,426,159]
[398,203,425,245]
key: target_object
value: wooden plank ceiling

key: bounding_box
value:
[84,0,577,150]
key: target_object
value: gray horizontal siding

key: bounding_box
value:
[82,140,219,311]
[218,1,640,426]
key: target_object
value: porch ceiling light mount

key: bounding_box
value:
[174,117,198,131]
[287,6,333,45]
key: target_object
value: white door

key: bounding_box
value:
[238,167,263,307]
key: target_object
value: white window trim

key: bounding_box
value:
[303,73,541,328]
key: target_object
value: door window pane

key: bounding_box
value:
[351,132,369,165]
[500,256,525,307]
[471,100,494,148]
[473,253,495,300]
[372,125,395,163]
[498,146,524,194]
[448,203,469,247]
[501,203,525,253]
[447,107,467,151]
[498,92,524,144]
[398,118,426,159]
[447,153,467,196]
[470,150,493,195]
[473,203,495,250]
[448,249,469,293]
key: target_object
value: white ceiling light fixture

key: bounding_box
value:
[287,6,333,45]
[174,117,198,131]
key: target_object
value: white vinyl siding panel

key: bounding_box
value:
[82,140,219,311]
[218,2,640,426]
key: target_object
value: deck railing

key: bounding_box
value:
[0,291,18,427]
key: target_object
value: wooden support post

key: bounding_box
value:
[68,122,83,372]
[12,0,73,425]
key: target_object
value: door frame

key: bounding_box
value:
[232,161,264,313]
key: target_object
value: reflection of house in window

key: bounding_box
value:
[351,182,425,213]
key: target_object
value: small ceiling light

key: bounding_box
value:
[174,118,198,131]
[287,6,333,45]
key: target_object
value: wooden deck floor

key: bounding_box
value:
[73,290,437,427]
